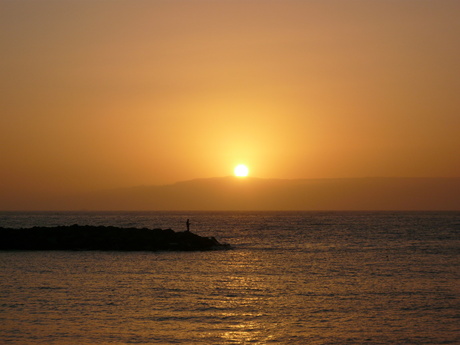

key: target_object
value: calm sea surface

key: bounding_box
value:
[1,211,459,344]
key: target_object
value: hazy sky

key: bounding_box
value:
[1,0,459,200]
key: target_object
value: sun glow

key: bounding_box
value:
[234,164,249,177]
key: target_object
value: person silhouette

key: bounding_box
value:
[186,219,190,232]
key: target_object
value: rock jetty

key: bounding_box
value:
[0,225,230,251]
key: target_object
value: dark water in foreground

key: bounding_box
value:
[1,211,459,344]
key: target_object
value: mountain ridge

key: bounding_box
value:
[66,176,460,211]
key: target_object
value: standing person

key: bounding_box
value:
[186,219,190,232]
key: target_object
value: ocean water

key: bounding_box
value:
[0,211,459,344]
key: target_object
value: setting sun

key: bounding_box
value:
[234,164,249,177]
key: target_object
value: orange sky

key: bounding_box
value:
[1,0,459,202]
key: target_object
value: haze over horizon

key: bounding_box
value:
[1,0,459,210]
[1,176,458,211]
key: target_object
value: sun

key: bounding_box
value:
[234,164,249,177]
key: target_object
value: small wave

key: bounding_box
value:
[35,286,65,290]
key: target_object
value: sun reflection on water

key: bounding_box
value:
[201,250,283,343]
[221,320,274,343]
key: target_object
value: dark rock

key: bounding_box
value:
[0,225,231,252]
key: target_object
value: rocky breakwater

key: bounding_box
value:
[0,225,230,251]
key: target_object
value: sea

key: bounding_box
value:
[0,211,459,345]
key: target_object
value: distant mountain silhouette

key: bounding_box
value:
[69,177,460,211]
